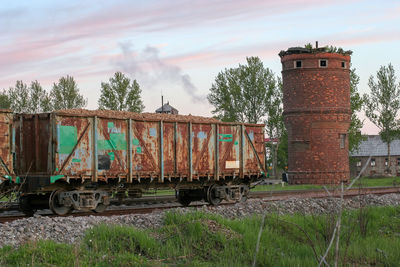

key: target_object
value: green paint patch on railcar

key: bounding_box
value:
[98,133,127,150]
[71,158,81,163]
[132,138,140,146]
[4,175,11,182]
[50,175,64,183]
[136,147,142,153]
[107,122,115,129]
[108,152,115,160]
[3,175,21,184]
[58,125,77,154]
[218,133,232,142]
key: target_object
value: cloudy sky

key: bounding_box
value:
[1,0,399,133]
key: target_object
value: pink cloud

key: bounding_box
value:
[0,0,389,90]
[164,28,400,69]
[327,31,400,48]
[1,0,353,66]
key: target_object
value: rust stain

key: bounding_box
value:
[176,123,189,175]
[97,118,127,177]
[132,121,159,175]
[163,122,175,175]
[0,111,13,176]
[219,125,240,172]
[192,124,213,175]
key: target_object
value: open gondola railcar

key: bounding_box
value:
[10,109,266,215]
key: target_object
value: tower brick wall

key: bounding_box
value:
[280,50,351,184]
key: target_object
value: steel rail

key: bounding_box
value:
[0,186,399,224]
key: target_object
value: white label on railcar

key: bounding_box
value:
[225,161,239,169]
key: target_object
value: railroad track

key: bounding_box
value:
[1,186,399,224]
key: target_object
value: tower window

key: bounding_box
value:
[341,61,346,68]
[294,60,302,68]
[339,134,346,149]
[319,59,328,67]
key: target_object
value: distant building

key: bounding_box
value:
[155,102,178,114]
[350,135,400,177]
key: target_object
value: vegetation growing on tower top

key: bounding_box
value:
[279,43,353,57]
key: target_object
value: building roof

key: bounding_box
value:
[155,102,178,113]
[351,135,400,157]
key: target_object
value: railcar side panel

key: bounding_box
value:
[218,125,241,175]
[192,123,215,177]
[14,114,50,174]
[244,126,265,175]
[162,122,175,176]
[176,123,189,176]
[55,115,93,177]
[96,118,128,178]
[131,121,160,177]
[0,110,13,177]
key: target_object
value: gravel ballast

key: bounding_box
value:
[1,193,399,248]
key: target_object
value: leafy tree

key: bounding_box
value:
[265,77,286,177]
[0,90,11,109]
[98,72,144,112]
[208,57,278,124]
[8,80,30,113]
[29,80,52,113]
[363,64,400,173]
[208,56,284,177]
[50,75,87,110]
[348,69,366,153]
[6,80,52,113]
[277,130,288,170]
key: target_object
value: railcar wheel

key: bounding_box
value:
[176,190,191,206]
[92,203,107,213]
[207,184,222,206]
[49,190,72,215]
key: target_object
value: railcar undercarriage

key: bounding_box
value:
[8,176,254,215]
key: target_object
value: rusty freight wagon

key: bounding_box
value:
[12,109,266,215]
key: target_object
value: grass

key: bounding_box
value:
[143,177,400,196]
[1,206,399,266]
[143,189,175,196]
[254,176,400,192]
[351,176,400,187]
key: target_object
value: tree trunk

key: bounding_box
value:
[272,141,280,179]
[387,142,391,175]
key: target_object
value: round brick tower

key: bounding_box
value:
[280,47,351,184]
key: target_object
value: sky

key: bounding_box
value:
[1,0,399,134]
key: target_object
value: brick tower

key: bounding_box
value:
[279,46,351,184]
